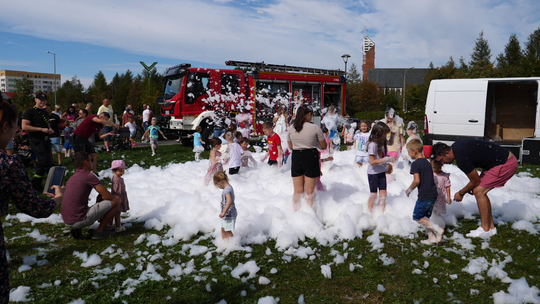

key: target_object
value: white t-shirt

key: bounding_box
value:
[143,109,151,122]
[353,131,370,157]
[228,142,243,168]
[124,121,136,133]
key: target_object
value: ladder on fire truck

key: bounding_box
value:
[225,60,345,76]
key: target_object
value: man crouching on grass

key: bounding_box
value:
[61,152,121,240]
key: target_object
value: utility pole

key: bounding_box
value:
[45,51,57,106]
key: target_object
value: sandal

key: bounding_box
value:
[115,226,126,233]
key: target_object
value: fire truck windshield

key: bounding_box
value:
[163,76,184,98]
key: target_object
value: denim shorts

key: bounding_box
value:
[412,197,436,221]
[50,137,62,153]
[103,126,114,141]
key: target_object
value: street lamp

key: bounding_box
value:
[341,54,351,75]
[403,66,414,111]
[45,51,57,106]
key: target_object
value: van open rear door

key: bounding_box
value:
[430,79,488,142]
[536,80,540,137]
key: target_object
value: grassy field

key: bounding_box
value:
[5,144,540,303]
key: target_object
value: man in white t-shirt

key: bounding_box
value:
[142,104,151,142]
[97,99,114,153]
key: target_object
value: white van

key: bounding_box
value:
[423,77,540,163]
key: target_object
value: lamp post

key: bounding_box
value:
[341,54,351,75]
[45,51,57,106]
[403,66,414,111]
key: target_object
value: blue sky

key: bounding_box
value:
[1,0,540,90]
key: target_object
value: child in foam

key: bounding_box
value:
[318,127,334,168]
[214,171,237,241]
[430,159,451,229]
[321,106,341,151]
[228,136,244,175]
[144,118,168,156]
[380,108,404,161]
[188,126,205,161]
[260,121,283,167]
[205,138,224,186]
[405,139,443,245]
[110,160,129,232]
[240,138,257,168]
[404,121,422,164]
[354,120,371,167]
[367,122,396,213]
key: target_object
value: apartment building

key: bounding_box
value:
[0,70,61,93]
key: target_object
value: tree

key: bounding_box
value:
[469,31,494,77]
[522,27,540,76]
[11,78,35,116]
[56,76,85,110]
[87,71,110,109]
[127,75,144,115]
[140,67,163,112]
[346,63,361,83]
[459,56,469,74]
[496,34,523,76]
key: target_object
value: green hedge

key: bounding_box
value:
[353,108,424,122]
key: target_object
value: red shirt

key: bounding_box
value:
[267,133,281,161]
[73,115,104,139]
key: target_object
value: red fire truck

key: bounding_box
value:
[157,60,346,146]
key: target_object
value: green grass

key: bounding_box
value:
[5,143,540,303]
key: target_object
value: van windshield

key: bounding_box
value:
[164,76,184,99]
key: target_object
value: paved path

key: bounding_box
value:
[95,139,185,150]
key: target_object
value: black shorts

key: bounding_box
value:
[73,134,96,154]
[229,167,240,175]
[368,172,387,193]
[268,160,278,166]
[291,149,320,178]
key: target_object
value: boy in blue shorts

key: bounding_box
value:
[405,139,443,245]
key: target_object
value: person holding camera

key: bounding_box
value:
[0,97,64,303]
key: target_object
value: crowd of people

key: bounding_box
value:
[7,95,158,191]
[0,94,520,301]
[201,105,517,245]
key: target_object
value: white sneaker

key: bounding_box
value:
[490,227,497,236]
[466,227,492,238]
[152,153,156,156]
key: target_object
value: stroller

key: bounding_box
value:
[111,128,132,151]
[15,130,33,165]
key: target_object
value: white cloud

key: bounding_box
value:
[1,0,539,79]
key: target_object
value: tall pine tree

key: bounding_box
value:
[469,31,494,77]
[496,34,523,76]
[522,27,540,76]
